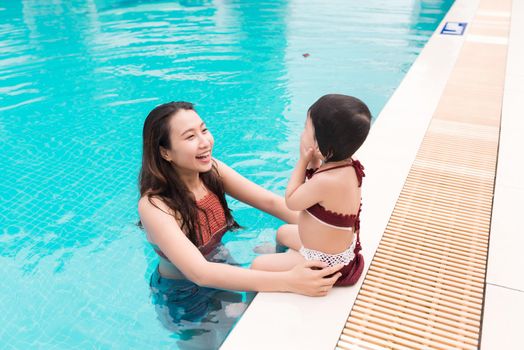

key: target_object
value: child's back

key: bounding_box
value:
[298,159,362,255]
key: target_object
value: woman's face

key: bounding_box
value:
[162,109,214,173]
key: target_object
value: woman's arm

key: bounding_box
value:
[214,159,298,224]
[138,197,341,296]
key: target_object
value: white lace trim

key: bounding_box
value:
[299,241,356,267]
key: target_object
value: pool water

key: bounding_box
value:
[0,0,453,348]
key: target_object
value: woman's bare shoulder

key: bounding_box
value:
[138,194,171,216]
[212,157,227,175]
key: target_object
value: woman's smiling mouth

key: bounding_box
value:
[196,152,211,162]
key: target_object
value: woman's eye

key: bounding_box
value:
[202,128,208,133]
[186,135,195,140]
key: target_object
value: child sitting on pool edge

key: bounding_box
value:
[251,94,371,288]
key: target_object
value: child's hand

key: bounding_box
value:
[299,131,322,167]
[300,142,314,163]
[301,147,314,163]
[299,130,314,162]
[310,148,323,168]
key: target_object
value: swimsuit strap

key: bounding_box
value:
[311,159,365,187]
[312,162,353,175]
[353,205,362,254]
[351,159,365,187]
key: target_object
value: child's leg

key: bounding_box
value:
[250,249,305,272]
[276,224,302,251]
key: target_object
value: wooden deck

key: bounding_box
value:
[337,0,511,348]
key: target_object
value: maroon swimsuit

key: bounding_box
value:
[305,159,365,286]
[153,191,229,258]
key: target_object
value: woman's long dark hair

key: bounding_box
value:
[138,101,238,246]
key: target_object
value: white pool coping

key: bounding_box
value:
[480,0,524,348]
[221,1,481,349]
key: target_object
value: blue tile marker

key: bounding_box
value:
[441,22,467,35]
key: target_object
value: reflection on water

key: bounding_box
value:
[0,0,453,348]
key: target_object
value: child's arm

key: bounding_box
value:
[285,147,326,211]
[285,148,311,202]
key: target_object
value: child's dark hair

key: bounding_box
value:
[308,94,371,162]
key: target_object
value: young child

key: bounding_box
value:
[251,94,372,287]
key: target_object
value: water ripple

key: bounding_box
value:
[0,0,454,347]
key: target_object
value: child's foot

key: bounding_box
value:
[253,242,288,254]
[253,242,277,254]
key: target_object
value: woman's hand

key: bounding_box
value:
[285,260,343,297]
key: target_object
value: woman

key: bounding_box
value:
[138,101,342,347]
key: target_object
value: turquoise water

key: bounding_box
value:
[0,0,453,348]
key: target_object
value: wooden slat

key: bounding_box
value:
[337,1,510,348]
